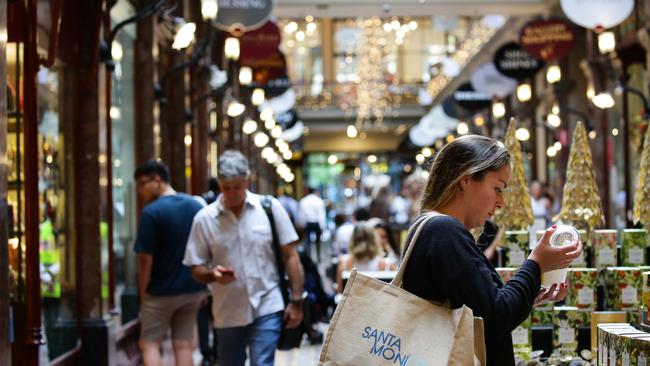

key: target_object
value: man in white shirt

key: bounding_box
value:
[298,188,327,261]
[184,151,304,366]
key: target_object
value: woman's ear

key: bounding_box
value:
[459,176,470,192]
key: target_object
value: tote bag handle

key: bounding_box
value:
[391,211,441,288]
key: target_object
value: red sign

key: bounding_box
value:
[239,21,281,66]
[519,19,575,61]
[250,51,287,85]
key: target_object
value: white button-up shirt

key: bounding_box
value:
[298,193,326,229]
[183,191,298,328]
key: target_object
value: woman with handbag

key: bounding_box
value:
[402,135,583,365]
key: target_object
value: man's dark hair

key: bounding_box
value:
[307,187,317,194]
[134,160,170,183]
[354,207,370,221]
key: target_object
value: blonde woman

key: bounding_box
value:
[402,135,582,366]
[336,222,396,293]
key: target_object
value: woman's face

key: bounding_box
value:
[374,227,389,248]
[462,164,510,229]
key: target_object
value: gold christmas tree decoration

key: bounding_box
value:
[633,124,650,229]
[493,118,534,230]
[556,121,604,229]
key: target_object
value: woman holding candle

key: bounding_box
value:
[402,135,582,366]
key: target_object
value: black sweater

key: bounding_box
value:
[402,215,541,366]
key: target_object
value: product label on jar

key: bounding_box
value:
[511,326,528,345]
[610,347,617,366]
[638,353,647,366]
[509,243,525,266]
[598,247,616,265]
[578,287,594,305]
[629,246,645,264]
[623,352,630,366]
[559,326,575,344]
[622,286,638,305]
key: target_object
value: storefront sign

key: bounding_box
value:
[494,42,544,80]
[248,51,287,87]
[519,19,575,61]
[239,21,281,64]
[214,0,274,35]
[453,82,492,112]
[470,63,517,99]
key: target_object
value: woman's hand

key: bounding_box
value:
[533,281,569,307]
[528,226,583,273]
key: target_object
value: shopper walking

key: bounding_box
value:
[298,187,327,261]
[134,160,207,366]
[184,150,304,366]
[401,135,582,366]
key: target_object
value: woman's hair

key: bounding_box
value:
[419,135,510,213]
[348,222,383,261]
[367,217,400,256]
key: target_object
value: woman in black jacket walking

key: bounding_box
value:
[402,135,582,365]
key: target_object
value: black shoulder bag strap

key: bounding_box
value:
[261,195,290,306]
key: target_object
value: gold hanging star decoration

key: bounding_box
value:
[556,121,604,229]
[493,118,534,230]
[633,123,650,231]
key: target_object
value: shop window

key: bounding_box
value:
[110,10,138,325]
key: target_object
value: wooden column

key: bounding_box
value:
[22,0,42,362]
[134,14,156,164]
[0,0,10,363]
[189,2,208,195]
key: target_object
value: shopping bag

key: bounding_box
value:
[318,213,486,366]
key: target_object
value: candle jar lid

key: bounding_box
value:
[550,225,580,247]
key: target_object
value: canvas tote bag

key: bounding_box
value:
[318,213,487,366]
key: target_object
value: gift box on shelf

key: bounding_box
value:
[501,230,530,267]
[565,268,598,309]
[531,306,554,326]
[604,267,642,311]
[512,316,532,362]
[553,306,590,357]
[596,323,639,366]
[621,229,647,266]
[593,229,618,268]
[590,312,627,359]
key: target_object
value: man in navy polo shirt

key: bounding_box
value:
[134,160,206,366]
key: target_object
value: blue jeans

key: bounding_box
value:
[216,311,283,366]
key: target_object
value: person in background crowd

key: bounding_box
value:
[530,180,552,224]
[298,187,327,261]
[336,222,397,293]
[476,220,504,267]
[277,186,299,226]
[134,160,207,366]
[402,135,582,366]
[184,150,304,366]
[367,217,400,265]
[369,187,391,223]
[202,177,220,205]
[332,213,354,257]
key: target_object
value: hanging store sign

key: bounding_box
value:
[519,19,575,61]
[470,63,517,99]
[214,0,274,35]
[560,0,634,30]
[453,82,492,112]
[239,21,281,64]
[246,51,287,86]
[494,42,545,80]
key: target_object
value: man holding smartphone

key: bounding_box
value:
[184,150,304,366]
